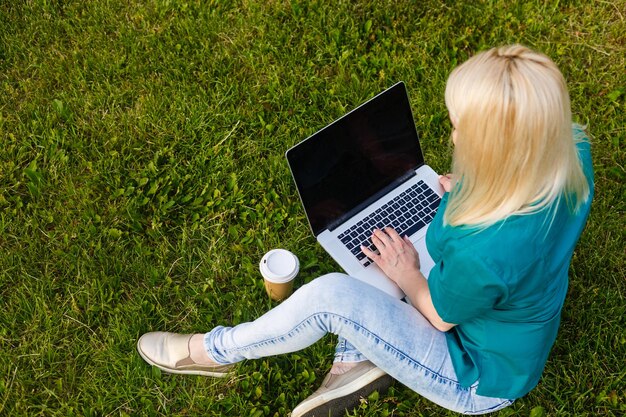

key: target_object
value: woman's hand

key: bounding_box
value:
[362,227,455,332]
[439,174,454,192]
[361,227,421,286]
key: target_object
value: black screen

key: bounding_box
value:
[286,82,425,236]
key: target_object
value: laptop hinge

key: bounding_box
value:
[326,170,417,232]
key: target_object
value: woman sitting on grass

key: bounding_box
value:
[137,45,593,416]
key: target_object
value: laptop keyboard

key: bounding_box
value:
[337,180,441,267]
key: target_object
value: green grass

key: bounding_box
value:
[0,0,624,416]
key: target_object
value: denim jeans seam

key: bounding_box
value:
[211,314,324,359]
[464,399,514,415]
[329,313,465,388]
[215,311,462,389]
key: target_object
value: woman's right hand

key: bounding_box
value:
[439,174,454,192]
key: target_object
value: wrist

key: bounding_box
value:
[395,268,425,293]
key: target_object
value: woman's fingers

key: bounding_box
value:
[383,227,403,243]
[363,229,392,260]
[368,227,408,259]
[377,228,408,253]
[365,227,413,259]
[439,173,454,192]
[361,244,379,261]
[362,228,422,283]
[371,233,385,249]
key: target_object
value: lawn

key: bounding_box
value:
[0,0,624,416]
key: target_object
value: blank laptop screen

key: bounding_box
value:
[287,82,424,236]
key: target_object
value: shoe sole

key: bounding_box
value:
[292,368,393,417]
[136,338,232,377]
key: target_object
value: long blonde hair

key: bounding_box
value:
[443,45,590,227]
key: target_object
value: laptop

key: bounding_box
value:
[286,82,443,298]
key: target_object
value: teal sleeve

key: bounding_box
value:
[428,249,507,324]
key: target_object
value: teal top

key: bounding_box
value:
[426,131,594,399]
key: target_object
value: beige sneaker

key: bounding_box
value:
[137,332,233,377]
[291,361,393,417]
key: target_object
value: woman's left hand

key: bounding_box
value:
[361,227,421,285]
[439,173,455,192]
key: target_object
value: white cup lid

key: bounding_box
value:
[260,249,299,283]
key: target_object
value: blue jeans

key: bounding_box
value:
[204,273,514,414]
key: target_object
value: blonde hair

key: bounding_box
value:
[443,44,590,227]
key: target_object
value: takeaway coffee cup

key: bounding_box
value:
[259,249,299,301]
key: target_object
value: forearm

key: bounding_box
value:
[360,227,456,332]
[397,271,455,332]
